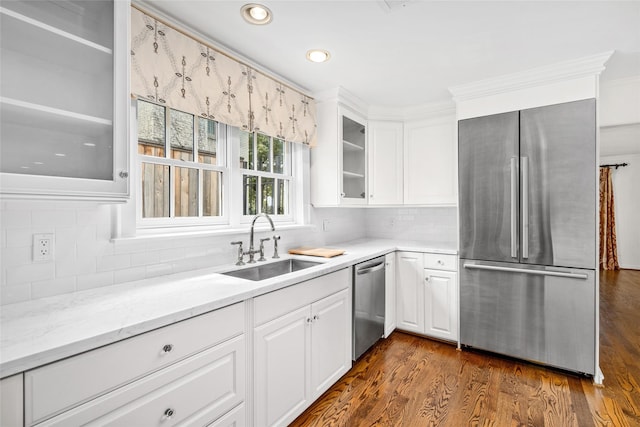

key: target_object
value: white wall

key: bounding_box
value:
[599,154,640,269]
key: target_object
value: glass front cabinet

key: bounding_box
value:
[339,109,367,203]
[310,100,368,206]
[0,0,129,200]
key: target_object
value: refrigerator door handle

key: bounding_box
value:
[521,156,529,259]
[462,263,588,280]
[510,157,518,258]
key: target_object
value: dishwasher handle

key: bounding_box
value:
[356,262,385,275]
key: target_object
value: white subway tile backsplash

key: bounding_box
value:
[146,263,173,278]
[2,199,458,304]
[5,228,34,248]
[114,266,147,284]
[31,277,76,299]
[32,210,76,228]
[96,253,131,272]
[0,284,31,305]
[77,271,114,291]
[6,262,55,286]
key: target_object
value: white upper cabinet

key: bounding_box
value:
[0,0,129,200]
[368,121,403,205]
[311,99,368,206]
[404,115,457,205]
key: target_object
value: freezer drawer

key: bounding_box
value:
[460,260,595,375]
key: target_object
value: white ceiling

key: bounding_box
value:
[146,0,640,108]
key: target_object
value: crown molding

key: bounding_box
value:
[449,51,614,103]
[368,101,455,122]
[313,87,370,115]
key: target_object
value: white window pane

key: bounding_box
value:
[261,177,274,214]
[203,170,221,216]
[257,133,270,172]
[198,117,218,165]
[138,100,165,158]
[170,109,194,161]
[141,163,169,218]
[174,166,198,217]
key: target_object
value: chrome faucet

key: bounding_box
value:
[247,213,275,264]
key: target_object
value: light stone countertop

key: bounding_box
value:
[0,238,456,378]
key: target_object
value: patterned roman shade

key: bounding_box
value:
[130,6,316,145]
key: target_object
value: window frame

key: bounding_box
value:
[132,100,303,234]
[135,100,229,229]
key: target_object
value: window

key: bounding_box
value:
[237,130,291,218]
[135,100,298,230]
[137,100,226,224]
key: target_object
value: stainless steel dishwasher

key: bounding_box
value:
[353,256,386,360]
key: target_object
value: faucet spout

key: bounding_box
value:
[248,213,276,263]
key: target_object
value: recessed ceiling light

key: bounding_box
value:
[33,161,44,165]
[55,153,66,157]
[83,142,96,147]
[306,49,331,63]
[241,4,272,25]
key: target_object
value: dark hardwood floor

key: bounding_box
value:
[290,269,640,427]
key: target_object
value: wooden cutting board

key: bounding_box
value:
[288,247,346,258]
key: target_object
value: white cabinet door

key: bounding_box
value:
[396,252,424,334]
[310,289,351,399]
[404,116,456,205]
[384,253,396,337]
[254,305,311,427]
[0,0,129,200]
[368,121,403,205]
[1,374,23,427]
[424,269,458,341]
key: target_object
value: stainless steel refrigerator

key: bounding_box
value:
[458,99,597,375]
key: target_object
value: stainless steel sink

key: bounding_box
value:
[221,259,322,281]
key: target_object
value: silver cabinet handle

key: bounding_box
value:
[164,408,175,418]
[356,262,385,275]
[521,156,529,259]
[510,156,518,258]
[119,171,129,179]
[162,344,173,353]
[463,263,588,279]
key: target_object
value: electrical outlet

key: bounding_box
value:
[33,233,54,262]
[323,219,331,232]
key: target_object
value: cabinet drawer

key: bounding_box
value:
[423,253,456,271]
[37,335,245,427]
[26,302,245,425]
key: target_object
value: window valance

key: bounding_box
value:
[130,6,317,146]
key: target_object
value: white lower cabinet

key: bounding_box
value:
[424,269,457,341]
[396,251,458,342]
[396,252,425,334]
[384,252,397,338]
[25,303,246,427]
[0,374,23,427]
[253,268,351,427]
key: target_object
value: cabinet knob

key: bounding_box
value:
[340,192,345,198]
[437,260,444,265]
[370,194,373,198]
[425,276,430,282]
[313,314,319,321]
[306,317,313,324]
[162,344,173,353]
[164,408,175,418]
[119,171,129,179]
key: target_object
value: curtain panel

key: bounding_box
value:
[599,167,620,270]
[130,6,316,145]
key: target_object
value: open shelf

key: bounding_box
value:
[343,170,365,179]
[343,140,365,151]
